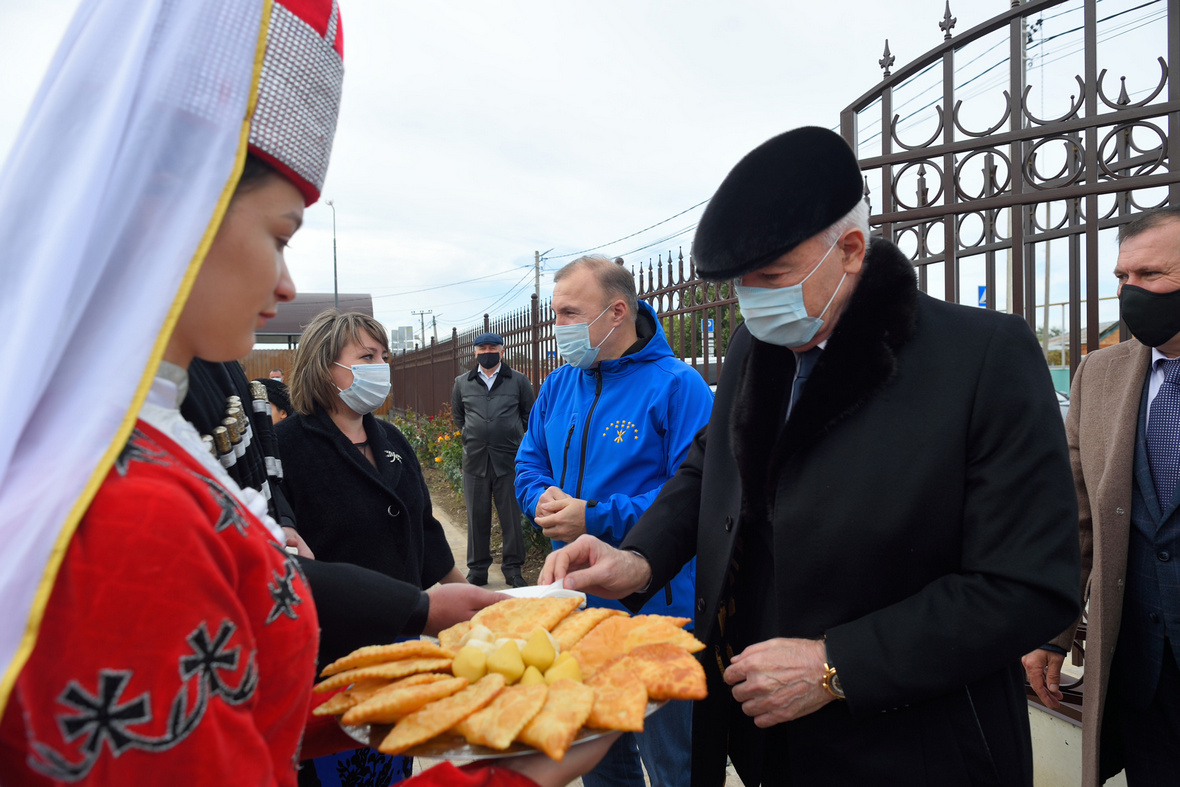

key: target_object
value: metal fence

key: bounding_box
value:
[391,250,737,416]
[391,0,1178,418]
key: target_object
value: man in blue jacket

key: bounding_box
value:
[516,254,714,787]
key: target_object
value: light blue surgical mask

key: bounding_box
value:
[336,362,391,414]
[554,305,616,369]
[734,239,846,348]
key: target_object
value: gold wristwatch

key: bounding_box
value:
[822,662,845,700]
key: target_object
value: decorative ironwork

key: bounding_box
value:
[879,40,895,77]
[939,2,957,40]
[840,0,1179,381]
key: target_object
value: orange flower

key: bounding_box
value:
[434,456,442,463]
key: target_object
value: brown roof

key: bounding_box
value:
[254,293,374,345]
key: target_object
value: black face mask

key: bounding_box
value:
[476,352,501,370]
[1120,285,1180,348]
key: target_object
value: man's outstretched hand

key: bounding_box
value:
[539,534,651,600]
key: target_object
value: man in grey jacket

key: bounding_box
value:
[452,332,536,587]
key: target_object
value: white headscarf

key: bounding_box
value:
[0,0,267,713]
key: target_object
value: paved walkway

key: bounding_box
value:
[431,505,515,591]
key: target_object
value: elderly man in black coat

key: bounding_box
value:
[541,127,1081,786]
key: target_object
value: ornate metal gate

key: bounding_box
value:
[841,0,1179,378]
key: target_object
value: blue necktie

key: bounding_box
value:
[790,348,821,411]
[1147,357,1180,503]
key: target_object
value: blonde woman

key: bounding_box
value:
[278,310,466,589]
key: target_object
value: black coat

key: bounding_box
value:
[276,407,454,588]
[451,361,535,477]
[624,240,1080,786]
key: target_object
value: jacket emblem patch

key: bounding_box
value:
[602,420,639,444]
[28,620,257,780]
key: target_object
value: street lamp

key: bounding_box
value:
[326,199,338,309]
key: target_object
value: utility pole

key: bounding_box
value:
[535,248,553,303]
[326,200,338,309]
[431,314,438,344]
[412,310,432,347]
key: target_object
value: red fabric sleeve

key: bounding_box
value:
[409,762,539,787]
[0,427,319,786]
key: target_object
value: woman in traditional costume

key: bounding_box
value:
[0,1,613,784]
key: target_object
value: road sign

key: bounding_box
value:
[978,286,987,308]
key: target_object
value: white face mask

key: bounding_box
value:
[734,239,846,347]
[554,305,616,369]
[335,362,391,414]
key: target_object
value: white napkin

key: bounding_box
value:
[500,579,586,608]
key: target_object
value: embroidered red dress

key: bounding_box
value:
[0,380,537,786]
[0,420,319,785]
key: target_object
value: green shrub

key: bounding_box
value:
[521,514,552,557]
[392,406,463,495]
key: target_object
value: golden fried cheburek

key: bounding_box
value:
[319,641,454,677]
[572,616,704,676]
[585,665,648,732]
[549,608,628,652]
[598,643,707,701]
[470,597,584,640]
[516,679,596,761]
[313,657,453,693]
[312,677,414,717]
[342,676,469,725]
[437,620,472,652]
[453,683,549,750]
[378,674,507,755]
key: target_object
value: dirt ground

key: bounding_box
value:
[423,466,548,584]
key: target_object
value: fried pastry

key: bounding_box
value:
[585,665,648,732]
[453,683,548,750]
[342,676,469,725]
[471,597,584,640]
[319,640,454,677]
[549,608,628,651]
[572,616,704,675]
[313,657,453,693]
[600,643,707,701]
[438,620,472,652]
[378,674,507,755]
[516,679,595,761]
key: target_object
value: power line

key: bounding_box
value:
[366,265,532,300]
[548,199,711,260]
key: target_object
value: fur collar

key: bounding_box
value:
[732,239,918,503]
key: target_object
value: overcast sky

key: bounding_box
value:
[1,0,1167,341]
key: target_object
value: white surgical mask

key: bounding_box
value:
[735,239,846,347]
[554,305,616,369]
[335,362,391,414]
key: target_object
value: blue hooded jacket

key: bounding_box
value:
[515,301,714,624]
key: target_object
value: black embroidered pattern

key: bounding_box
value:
[113,431,171,477]
[335,747,397,786]
[197,477,250,537]
[266,559,304,625]
[29,619,257,781]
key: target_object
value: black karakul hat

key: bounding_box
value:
[693,127,864,281]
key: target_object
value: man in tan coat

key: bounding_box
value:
[1024,207,1180,785]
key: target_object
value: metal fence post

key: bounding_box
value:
[531,293,540,389]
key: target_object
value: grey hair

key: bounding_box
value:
[818,198,871,247]
[554,255,640,322]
